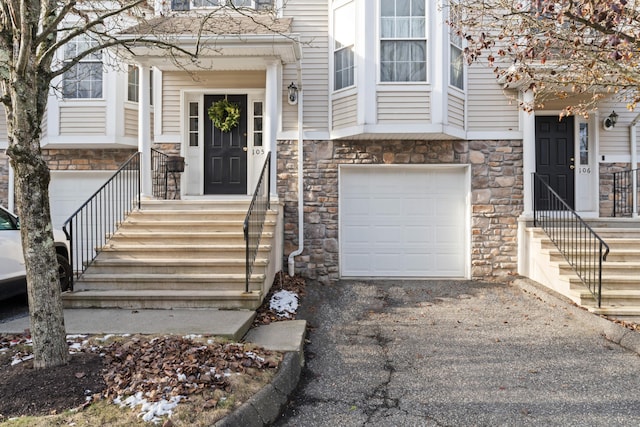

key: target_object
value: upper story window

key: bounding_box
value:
[449,1,464,89]
[334,1,355,91]
[380,0,427,82]
[62,34,102,99]
[127,66,154,105]
[172,0,273,11]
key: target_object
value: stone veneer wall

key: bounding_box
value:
[42,149,136,170]
[599,162,638,217]
[278,139,523,284]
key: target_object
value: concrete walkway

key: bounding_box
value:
[0,308,256,340]
[274,278,640,426]
[0,306,307,427]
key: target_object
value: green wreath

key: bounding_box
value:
[208,99,241,133]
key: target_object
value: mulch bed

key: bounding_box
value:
[0,273,305,421]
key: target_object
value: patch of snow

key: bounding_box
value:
[66,334,88,340]
[183,334,202,340]
[11,354,34,366]
[270,290,299,318]
[115,392,182,424]
[68,342,83,352]
[245,351,265,363]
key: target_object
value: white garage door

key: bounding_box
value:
[340,166,468,278]
[49,171,113,228]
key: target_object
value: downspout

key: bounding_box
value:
[630,113,640,217]
[288,63,304,276]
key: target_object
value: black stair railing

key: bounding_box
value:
[152,148,169,199]
[62,152,141,288]
[533,173,609,307]
[613,168,640,217]
[244,153,271,293]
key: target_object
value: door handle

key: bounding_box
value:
[570,165,575,170]
[243,147,248,152]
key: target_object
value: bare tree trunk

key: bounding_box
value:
[6,76,69,369]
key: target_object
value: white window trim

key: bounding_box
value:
[377,0,429,84]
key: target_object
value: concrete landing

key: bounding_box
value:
[0,308,256,341]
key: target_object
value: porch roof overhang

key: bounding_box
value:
[114,15,301,71]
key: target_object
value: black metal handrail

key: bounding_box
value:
[62,152,141,287]
[613,168,640,217]
[533,173,609,307]
[243,153,271,293]
[152,148,169,199]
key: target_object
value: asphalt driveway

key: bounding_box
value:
[275,279,640,426]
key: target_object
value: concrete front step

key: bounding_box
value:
[588,306,640,319]
[97,244,272,259]
[140,199,252,211]
[576,289,640,308]
[559,264,640,281]
[73,273,265,291]
[117,219,277,233]
[549,249,640,263]
[108,231,273,245]
[87,258,268,275]
[64,200,283,311]
[63,289,264,310]
[527,225,640,318]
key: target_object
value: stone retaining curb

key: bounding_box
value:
[513,277,640,356]
[214,351,302,427]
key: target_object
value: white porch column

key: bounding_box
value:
[137,64,152,198]
[521,90,536,216]
[265,60,281,197]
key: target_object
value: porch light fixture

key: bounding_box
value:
[603,110,618,130]
[287,82,298,105]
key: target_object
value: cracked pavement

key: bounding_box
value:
[274,280,640,426]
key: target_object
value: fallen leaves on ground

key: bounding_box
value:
[101,335,280,401]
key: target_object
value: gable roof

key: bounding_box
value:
[122,14,293,36]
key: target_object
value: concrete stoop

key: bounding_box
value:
[525,226,640,320]
[63,199,283,310]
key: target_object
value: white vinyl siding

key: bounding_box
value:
[333,94,358,129]
[124,105,154,140]
[377,91,430,122]
[161,70,265,135]
[124,106,137,137]
[466,63,518,131]
[448,91,464,129]
[283,0,329,133]
[59,105,106,135]
[597,102,640,158]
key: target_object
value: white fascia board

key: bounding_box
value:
[466,130,524,140]
[277,130,331,141]
[42,136,138,148]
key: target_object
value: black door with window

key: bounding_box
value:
[535,116,575,209]
[204,94,247,194]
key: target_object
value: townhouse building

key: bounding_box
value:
[1,0,638,315]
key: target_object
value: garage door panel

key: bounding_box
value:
[50,172,113,228]
[340,166,468,278]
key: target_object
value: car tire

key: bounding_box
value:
[57,254,72,292]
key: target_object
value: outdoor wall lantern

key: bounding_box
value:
[603,110,618,130]
[288,82,298,105]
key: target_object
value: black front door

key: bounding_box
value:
[535,116,575,209]
[204,94,247,194]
